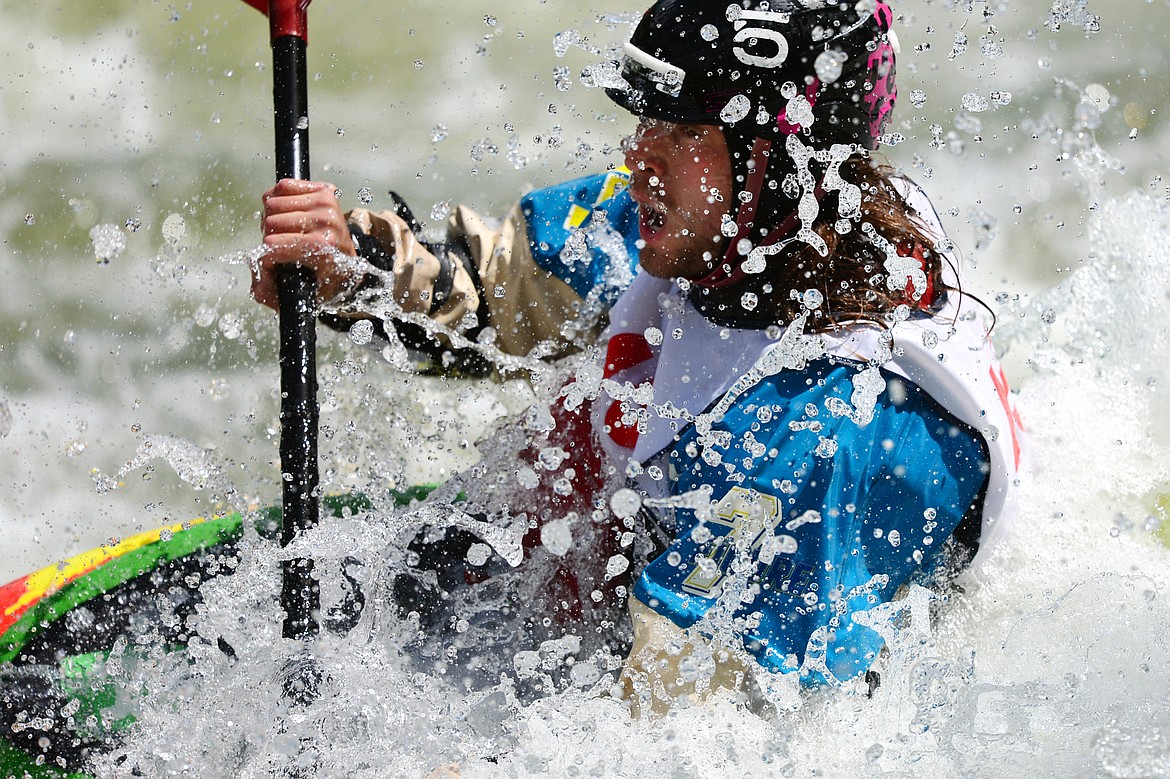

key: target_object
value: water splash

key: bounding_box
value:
[101,161,1170,776]
[9,4,1170,777]
[89,223,127,265]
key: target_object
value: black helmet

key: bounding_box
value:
[607,0,898,150]
[608,0,899,293]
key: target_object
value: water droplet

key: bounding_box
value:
[553,29,583,58]
[1041,308,1057,325]
[700,24,719,41]
[720,214,739,238]
[466,542,492,566]
[949,31,968,59]
[348,319,375,345]
[980,38,1004,59]
[218,313,243,340]
[538,447,569,471]
[815,437,838,458]
[93,472,119,494]
[357,187,373,205]
[909,90,927,108]
[431,125,448,143]
[24,213,35,226]
[961,93,989,113]
[922,330,939,349]
[483,14,497,27]
[162,213,188,247]
[430,200,451,221]
[89,223,127,265]
[553,66,572,92]
[336,127,345,136]
[644,327,663,346]
[742,251,767,274]
[814,49,847,84]
[1086,83,1112,112]
[0,402,12,438]
[991,90,1013,107]
[610,488,642,519]
[740,292,759,311]
[193,305,216,328]
[802,289,824,310]
[605,554,630,579]
[540,518,573,557]
[470,137,498,161]
[296,116,309,130]
[720,94,751,124]
[413,59,424,70]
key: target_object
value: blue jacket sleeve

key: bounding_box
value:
[519,168,641,308]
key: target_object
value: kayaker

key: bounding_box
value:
[252,0,1024,710]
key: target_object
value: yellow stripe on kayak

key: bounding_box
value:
[2,517,210,624]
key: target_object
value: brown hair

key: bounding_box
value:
[693,155,956,333]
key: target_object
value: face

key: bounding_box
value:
[622,119,734,281]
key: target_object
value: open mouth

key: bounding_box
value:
[639,201,668,238]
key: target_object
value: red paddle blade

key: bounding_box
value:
[242,0,311,41]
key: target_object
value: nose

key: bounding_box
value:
[622,120,666,176]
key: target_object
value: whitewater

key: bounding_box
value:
[3,0,1170,776]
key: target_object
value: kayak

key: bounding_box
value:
[0,490,432,778]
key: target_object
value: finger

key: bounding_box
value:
[263,203,346,227]
[263,193,340,218]
[262,182,339,218]
[262,206,344,239]
[254,250,352,306]
[250,266,278,310]
[263,211,324,236]
[270,178,336,197]
[260,233,335,255]
[253,246,332,298]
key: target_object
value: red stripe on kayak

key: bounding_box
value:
[0,519,212,644]
[0,574,34,638]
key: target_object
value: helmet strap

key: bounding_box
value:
[693,135,822,290]
[692,136,772,290]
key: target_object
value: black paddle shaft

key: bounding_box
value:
[271,33,321,640]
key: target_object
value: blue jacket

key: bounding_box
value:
[519,170,994,685]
